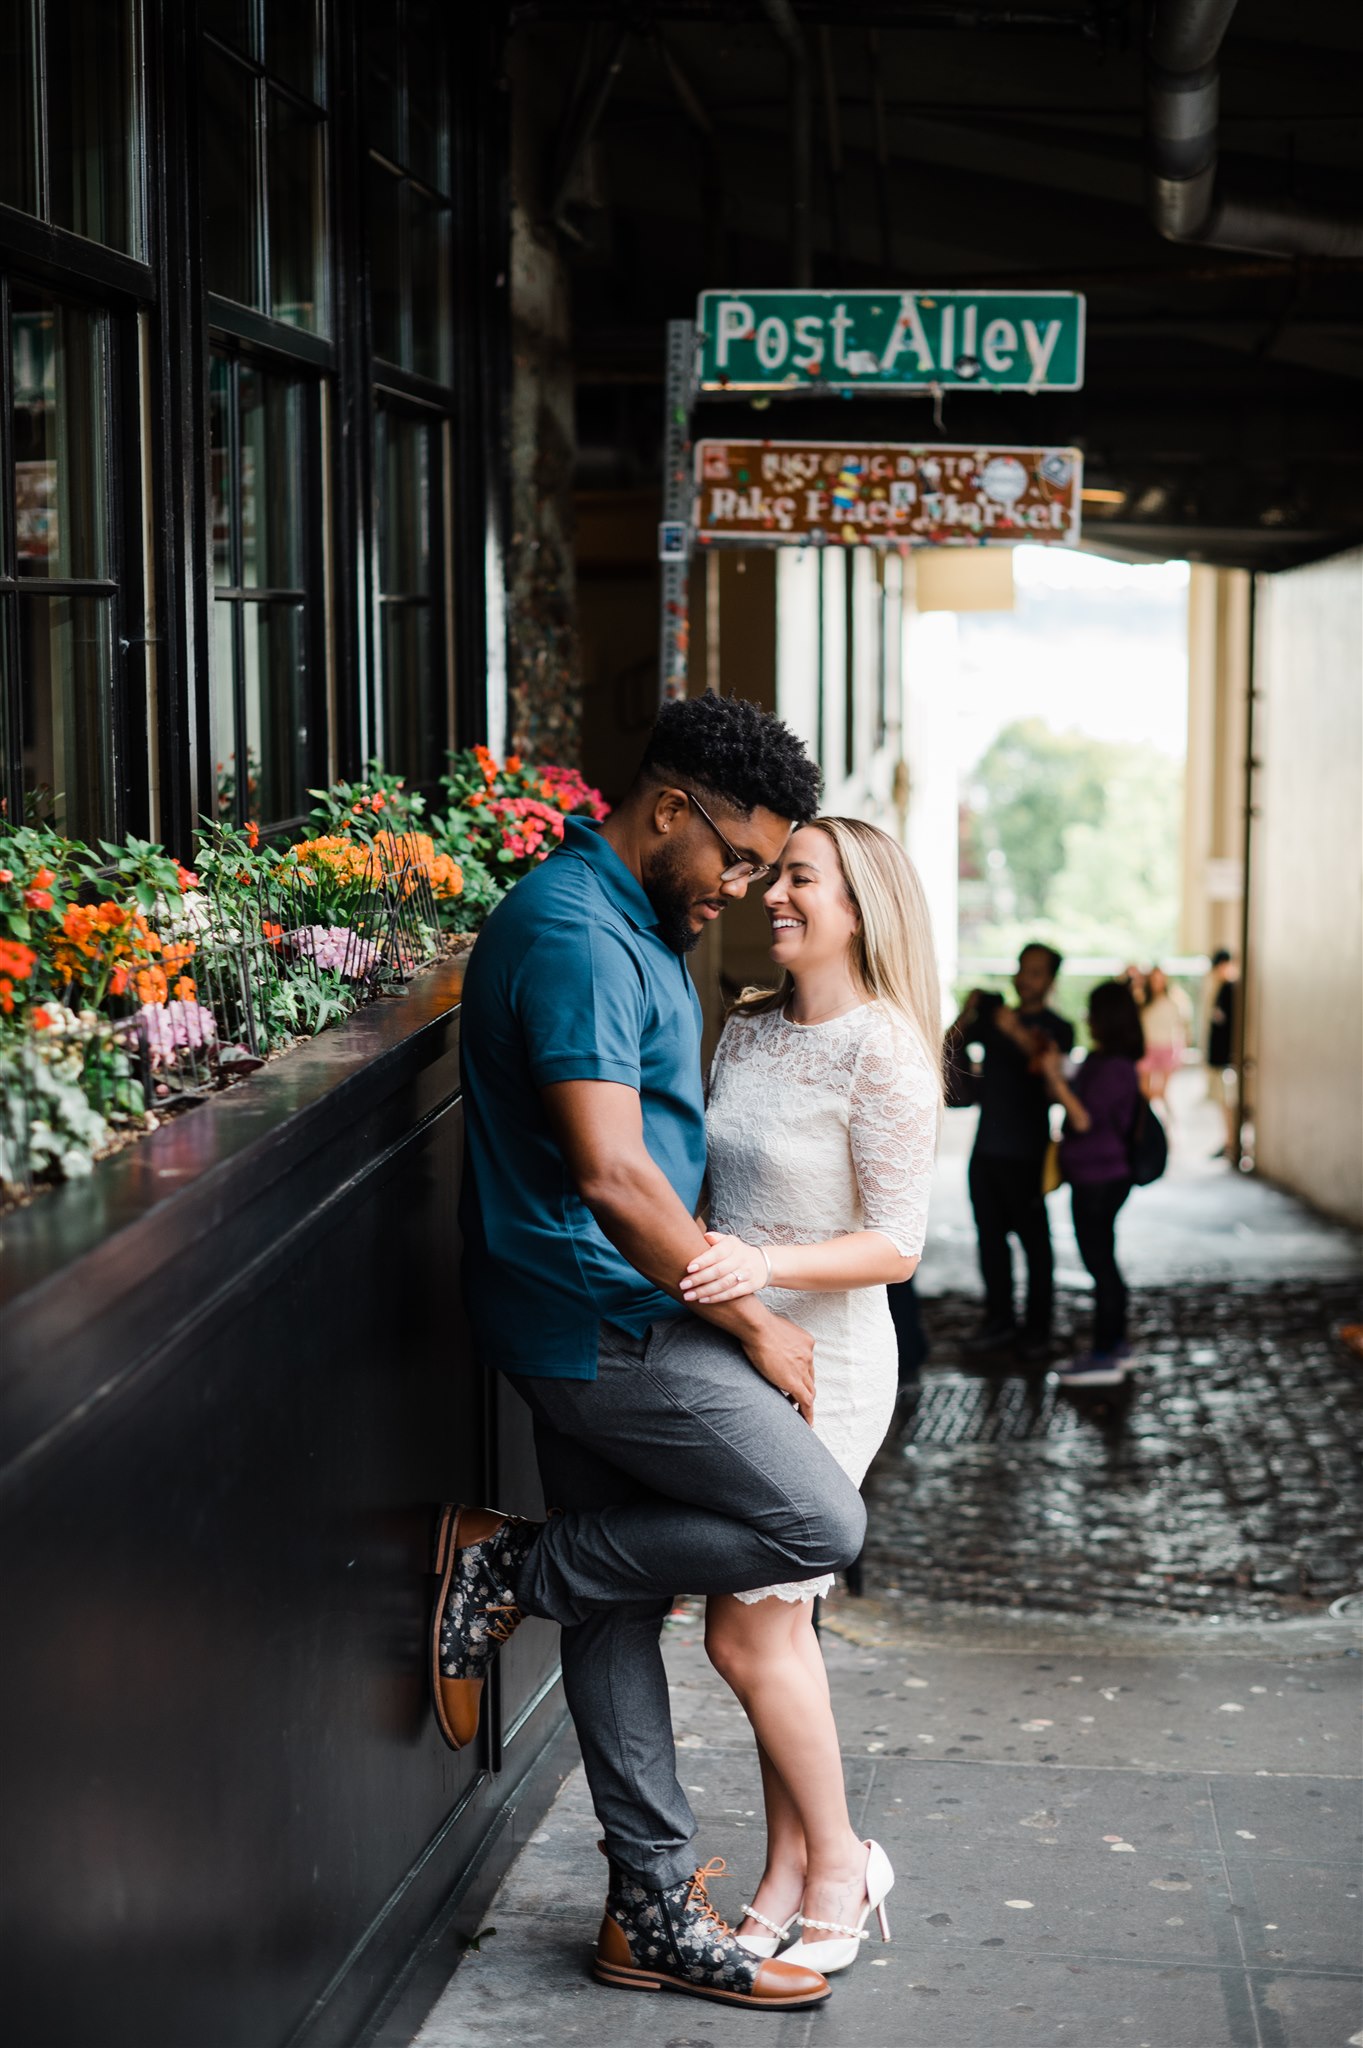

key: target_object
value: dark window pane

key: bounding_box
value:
[11,289,109,581]
[362,3,402,162]
[202,48,261,307]
[243,601,306,823]
[0,1,39,217]
[367,161,404,366]
[18,593,115,839]
[379,412,430,595]
[239,367,304,592]
[210,356,233,587]
[210,1,258,58]
[212,600,241,819]
[45,0,140,254]
[267,0,321,103]
[380,603,435,783]
[405,0,446,191]
[267,91,325,331]
[409,190,451,386]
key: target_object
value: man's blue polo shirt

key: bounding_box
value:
[458,817,703,1379]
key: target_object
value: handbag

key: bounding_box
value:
[1127,1098,1168,1186]
[1041,1137,1062,1195]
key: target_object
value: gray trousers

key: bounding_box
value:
[508,1316,866,1889]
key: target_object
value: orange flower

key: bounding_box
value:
[134,965,169,1005]
[0,867,13,883]
[244,820,260,850]
[176,864,200,891]
[31,1005,55,1029]
[0,937,37,979]
[0,979,13,1014]
[161,938,197,975]
[173,975,197,1001]
[506,754,522,773]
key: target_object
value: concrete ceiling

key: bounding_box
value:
[511,0,1363,568]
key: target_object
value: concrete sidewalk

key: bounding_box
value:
[412,1606,1362,2048]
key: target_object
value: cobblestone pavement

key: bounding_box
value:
[868,1279,1363,1624]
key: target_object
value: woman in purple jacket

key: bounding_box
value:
[1040,981,1145,1387]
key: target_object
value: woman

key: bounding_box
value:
[676,817,941,1976]
[1137,964,1190,1107]
[1039,979,1144,1387]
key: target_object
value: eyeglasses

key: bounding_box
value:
[683,789,771,884]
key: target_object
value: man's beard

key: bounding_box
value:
[643,838,704,954]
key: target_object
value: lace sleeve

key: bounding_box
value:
[848,1014,939,1260]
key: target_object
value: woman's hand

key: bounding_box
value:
[681,1231,771,1305]
[1037,1043,1065,1084]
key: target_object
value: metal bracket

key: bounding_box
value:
[658,319,696,701]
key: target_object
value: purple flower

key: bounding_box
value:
[138,999,218,1067]
[284,923,379,978]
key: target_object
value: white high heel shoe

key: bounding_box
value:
[734,1902,794,1958]
[779,1840,894,1976]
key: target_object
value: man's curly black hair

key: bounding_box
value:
[637,691,822,823]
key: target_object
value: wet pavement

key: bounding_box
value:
[405,1074,1362,2048]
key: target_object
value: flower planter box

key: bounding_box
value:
[0,957,567,2048]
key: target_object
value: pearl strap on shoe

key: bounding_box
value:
[795,1914,871,1939]
[740,1904,793,1938]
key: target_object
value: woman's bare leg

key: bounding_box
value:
[706,1593,870,1940]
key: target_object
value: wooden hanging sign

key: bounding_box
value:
[693,439,1083,547]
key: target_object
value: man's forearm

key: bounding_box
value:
[581,1155,773,1346]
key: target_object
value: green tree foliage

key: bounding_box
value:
[963,718,1182,961]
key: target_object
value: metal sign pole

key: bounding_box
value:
[659,319,695,701]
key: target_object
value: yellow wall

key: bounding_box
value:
[1250,548,1363,1227]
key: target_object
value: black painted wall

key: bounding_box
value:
[0,961,565,2048]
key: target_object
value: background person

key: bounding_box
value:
[1040,979,1145,1386]
[1137,963,1191,1109]
[1202,948,1239,1159]
[946,943,1073,1363]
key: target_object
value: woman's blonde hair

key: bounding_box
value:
[734,816,943,1106]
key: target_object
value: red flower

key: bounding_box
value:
[176,864,200,891]
[31,1005,55,1030]
[244,820,260,850]
[0,868,13,884]
[22,885,53,912]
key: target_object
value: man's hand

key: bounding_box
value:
[742,1312,817,1425]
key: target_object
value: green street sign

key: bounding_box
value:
[696,289,1085,394]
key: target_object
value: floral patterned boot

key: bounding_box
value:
[593,1857,831,2008]
[429,1504,538,1750]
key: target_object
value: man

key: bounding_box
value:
[947,943,1073,1363]
[1203,947,1238,1160]
[434,694,861,2012]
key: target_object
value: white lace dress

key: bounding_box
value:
[706,1000,938,1603]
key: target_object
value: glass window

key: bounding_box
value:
[210,351,320,828]
[203,46,261,309]
[17,593,116,838]
[11,290,109,582]
[0,4,40,218]
[267,92,325,332]
[201,14,328,333]
[376,403,445,784]
[0,0,142,255]
[267,0,322,105]
[1,284,121,841]
[45,0,140,254]
[362,0,451,386]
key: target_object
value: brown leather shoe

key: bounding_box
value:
[591,1858,831,2008]
[429,1504,537,1751]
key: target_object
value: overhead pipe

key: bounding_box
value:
[762,0,814,286]
[1146,0,1363,258]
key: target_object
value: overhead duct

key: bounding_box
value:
[1146,0,1363,257]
